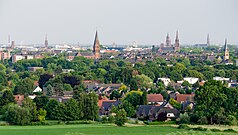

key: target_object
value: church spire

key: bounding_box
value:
[207,34,210,46]
[44,34,48,48]
[224,38,229,60]
[166,33,171,47]
[174,31,180,52]
[93,30,100,59]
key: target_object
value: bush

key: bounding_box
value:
[223,129,237,133]
[108,115,115,123]
[210,128,221,132]
[225,115,237,126]
[177,124,190,130]
[115,109,127,126]
[192,127,207,131]
[179,113,190,124]
[101,116,107,123]
[144,121,176,125]
[198,116,208,124]
[4,104,31,125]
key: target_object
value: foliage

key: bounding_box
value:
[4,104,31,125]
[115,109,127,126]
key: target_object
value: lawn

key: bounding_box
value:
[0,124,237,135]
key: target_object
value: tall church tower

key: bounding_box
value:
[93,30,100,59]
[166,33,171,47]
[207,34,210,46]
[224,39,229,60]
[45,34,48,49]
[174,31,180,51]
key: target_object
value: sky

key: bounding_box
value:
[0,0,237,45]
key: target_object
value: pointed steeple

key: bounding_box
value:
[224,38,227,51]
[224,38,229,60]
[207,34,210,46]
[93,30,100,59]
[44,34,48,48]
[175,31,179,43]
[174,31,180,52]
[166,33,171,47]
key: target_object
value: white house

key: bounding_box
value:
[157,78,171,87]
[183,77,199,84]
[213,77,230,82]
[33,86,42,93]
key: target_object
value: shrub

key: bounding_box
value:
[198,116,208,124]
[179,113,190,124]
[225,115,237,126]
[101,116,108,123]
[192,127,207,131]
[210,128,221,132]
[108,115,115,123]
[4,104,31,125]
[177,124,190,130]
[115,109,127,126]
[223,129,237,133]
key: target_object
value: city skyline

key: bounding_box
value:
[0,0,237,45]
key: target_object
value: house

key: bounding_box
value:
[49,96,72,103]
[33,86,43,93]
[28,67,43,72]
[136,103,179,121]
[176,94,195,103]
[183,77,199,84]
[213,77,230,82]
[157,78,171,87]
[14,95,24,105]
[147,94,164,105]
[99,100,121,115]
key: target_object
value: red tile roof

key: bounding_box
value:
[176,94,195,103]
[147,94,164,102]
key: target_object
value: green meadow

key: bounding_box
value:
[0,124,237,135]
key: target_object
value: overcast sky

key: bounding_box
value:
[0,0,237,45]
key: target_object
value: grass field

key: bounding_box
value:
[0,124,237,135]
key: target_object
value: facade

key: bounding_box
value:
[159,31,180,53]
[158,78,171,87]
[28,67,43,72]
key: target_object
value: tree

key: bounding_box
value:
[83,92,98,121]
[22,97,38,121]
[123,91,145,107]
[119,100,135,117]
[132,74,153,90]
[37,108,47,122]
[115,109,127,126]
[64,84,73,91]
[65,98,82,120]
[45,99,59,119]
[110,90,121,100]
[4,104,31,125]
[169,98,181,110]
[14,77,34,95]
[0,90,15,107]
[52,103,67,121]
[33,96,49,110]
[194,80,227,124]
[38,74,53,88]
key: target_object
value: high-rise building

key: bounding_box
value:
[11,41,15,49]
[93,30,100,59]
[45,34,48,48]
[166,33,171,47]
[224,39,229,60]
